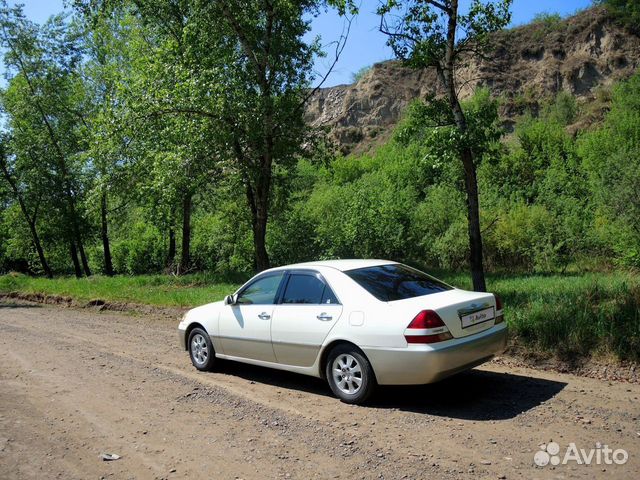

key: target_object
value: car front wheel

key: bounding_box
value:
[326,345,376,404]
[188,327,217,371]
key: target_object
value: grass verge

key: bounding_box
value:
[1,270,639,362]
[441,270,640,363]
[0,272,239,308]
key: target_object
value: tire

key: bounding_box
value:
[188,327,217,371]
[325,344,376,405]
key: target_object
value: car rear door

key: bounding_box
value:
[218,272,284,362]
[271,271,343,367]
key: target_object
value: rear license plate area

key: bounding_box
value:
[460,307,495,329]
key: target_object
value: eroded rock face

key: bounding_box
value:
[305,7,640,154]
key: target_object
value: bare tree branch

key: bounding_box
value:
[379,11,421,46]
[299,11,354,109]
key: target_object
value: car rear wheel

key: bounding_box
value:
[188,327,216,371]
[326,345,376,404]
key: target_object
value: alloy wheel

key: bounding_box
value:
[331,353,363,395]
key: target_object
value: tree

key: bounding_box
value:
[0,138,53,277]
[212,1,316,271]
[377,0,512,291]
[79,12,124,276]
[78,0,352,272]
[73,1,214,274]
[124,2,224,274]
[0,2,92,277]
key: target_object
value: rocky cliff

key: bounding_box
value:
[305,7,640,154]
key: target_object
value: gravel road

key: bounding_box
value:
[1,299,638,479]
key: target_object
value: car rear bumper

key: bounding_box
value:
[362,324,508,385]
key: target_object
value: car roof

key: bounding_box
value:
[267,259,397,273]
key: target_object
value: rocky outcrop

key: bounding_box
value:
[305,7,640,154]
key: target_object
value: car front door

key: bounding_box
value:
[271,271,343,367]
[218,272,284,362]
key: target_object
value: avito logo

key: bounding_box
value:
[534,442,628,467]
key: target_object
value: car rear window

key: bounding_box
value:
[345,264,452,302]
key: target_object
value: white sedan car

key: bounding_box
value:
[178,260,507,404]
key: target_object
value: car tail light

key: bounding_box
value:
[407,310,445,329]
[494,294,505,324]
[494,294,503,311]
[404,310,453,344]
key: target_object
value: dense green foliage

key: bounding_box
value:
[2,67,640,276]
[578,74,640,267]
[0,0,358,276]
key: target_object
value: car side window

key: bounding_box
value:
[236,273,284,305]
[282,274,335,304]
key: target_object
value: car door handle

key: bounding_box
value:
[258,312,271,320]
[317,313,333,321]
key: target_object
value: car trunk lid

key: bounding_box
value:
[396,289,498,338]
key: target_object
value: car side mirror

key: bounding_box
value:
[224,294,238,306]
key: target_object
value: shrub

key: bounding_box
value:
[598,0,640,32]
[579,73,640,267]
[542,91,578,125]
[411,185,468,269]
[111,222,165,274]
[351,65,372,83]
[532,12,563,27]
[486,203,559,270]
[191,206,254,277]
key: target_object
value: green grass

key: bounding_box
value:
[439,270,640,362]
[1,270,639,362]
[0,272,239,308]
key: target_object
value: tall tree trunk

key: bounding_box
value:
[28,220,53,279]
[460,148,486,292]
[69,241,82,278]
[439,0,486,292]
[221,3,273,273]
[246,181,270,272]
[76,232,91,277]
[253,200,270,272]
[167,225,176,270]
[0,159,53,278]
[101,190,114,276]
[179,191,192,274]
[67,194,90,277]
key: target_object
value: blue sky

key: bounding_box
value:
[15,0,592,86]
